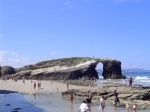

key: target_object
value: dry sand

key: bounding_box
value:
[0,79,87,94]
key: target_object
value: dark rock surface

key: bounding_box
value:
[0,66,16,77]
[62,84,150,110]
[1,57,123,80]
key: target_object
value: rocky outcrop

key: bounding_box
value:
[1,57,123,80]
[100,58,123,79]
[0,66,16,77]
[62,84,150,110]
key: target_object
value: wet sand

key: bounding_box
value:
[0,79,149,112]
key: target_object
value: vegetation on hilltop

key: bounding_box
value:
[19,57,95,71]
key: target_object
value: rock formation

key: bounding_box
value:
[62,84,150,110]
[100,58,123,79]
[1,57,123,79]
[0,66,16,77]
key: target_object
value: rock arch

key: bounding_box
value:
[97,58,123,79]
[0,57,124,80]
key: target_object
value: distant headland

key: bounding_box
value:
[0,57,124,80]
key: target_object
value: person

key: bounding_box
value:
[34,82,36,90]
[38,82,40,89]
[113,90,120,106]
[86,95,93,109]
[113,96,117,110]
[67,82,69,90]
[69,93,75,103]
[88,90,92,99]
[22,76,25,84]
[126,103,130,112]
[128,77,133,89]
[133,104,137,112]
[100,96,105,112]
[78,100,90,112]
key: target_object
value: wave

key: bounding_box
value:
[135,76,150,80]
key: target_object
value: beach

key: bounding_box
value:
[0,79,150,112]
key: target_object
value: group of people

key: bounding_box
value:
[33,81,41,90]
[77,89,137,112]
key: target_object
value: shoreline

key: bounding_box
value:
[0,79,150,112]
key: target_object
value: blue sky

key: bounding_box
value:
[0,0,150,69]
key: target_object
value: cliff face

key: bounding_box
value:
[0,57,123,80]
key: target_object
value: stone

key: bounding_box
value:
[10,57,123,80]
[62,84,150,110]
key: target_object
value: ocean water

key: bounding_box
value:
[98,72,150,86]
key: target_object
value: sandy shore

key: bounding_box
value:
[0,79,87,94]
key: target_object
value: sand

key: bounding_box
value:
[0,79,149,112]
[0,79,87,94]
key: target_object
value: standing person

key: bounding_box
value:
[67,82,69,90]
[100,96,105,112]
[126,103,130,112]
[128,77,133,89]
[86,95,93,109]
[38,82,40,90]
[88,90,92,99]
[34,82,36,90]
[78,100,90,112]
[113,90,120,106]
[69,93,75,103]
[23,76,25,84]
[133,104,137,112]
[113,96,118,110]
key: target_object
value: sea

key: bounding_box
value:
[0,73,149,112]
[98,72,150,87]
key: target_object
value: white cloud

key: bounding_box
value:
[50,51,58,55]
[0,50,31,67]
[10,51,16,55]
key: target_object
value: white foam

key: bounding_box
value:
[135,76,150,80]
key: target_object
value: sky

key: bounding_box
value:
[0,0,150,69]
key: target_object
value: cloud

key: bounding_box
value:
[0,51,9,61]
[50,51,58,55]
[0,50,31,67]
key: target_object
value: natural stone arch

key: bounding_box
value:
[1,57,124,80]
[96,58,123,79]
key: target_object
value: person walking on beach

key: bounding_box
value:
[128,77,133,89]
[23,76,25,84]
[133,104,137,112]
[69,93,75,103]
[67,82,69,90]
[126,103,130,112]
[78,100,90,112]
[113,90,120,106]
[34,82,36,90]
[113,96,118,110]
[100,96,105,112]
[86,95,93,109]
[38,82,40,90]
